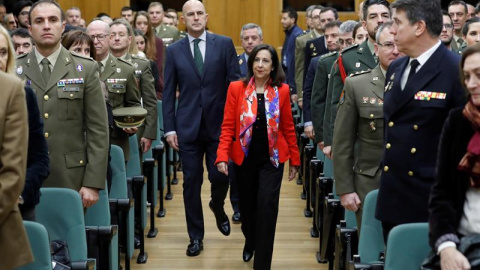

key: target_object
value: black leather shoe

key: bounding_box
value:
[232,212,241,224]
[186,239,203,256]
[209,201,231,236]
[242,245,254,262]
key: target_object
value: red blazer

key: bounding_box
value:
[216,81,300,167]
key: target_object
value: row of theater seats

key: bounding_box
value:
[16,101,180,270]
[291,105,431,270]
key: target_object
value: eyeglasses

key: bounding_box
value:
[19,11,29,16]
[90,34,108,41]
[338,38,354,46]
[377,42,397,50]
[443,24,454,29]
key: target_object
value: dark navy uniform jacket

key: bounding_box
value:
[376,44,466,224]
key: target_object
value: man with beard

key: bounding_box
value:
[441,11,454,50]
[13,1,32,29]
[323,0,390,159]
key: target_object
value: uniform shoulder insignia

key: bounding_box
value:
[118,58,134,66]
[299,31,308,37]
[70,51,94,62]
[320,51,338,59]
[350,69,372,77]
[132,54,148,61]
[341,43,359,54]
[16,53,28,60]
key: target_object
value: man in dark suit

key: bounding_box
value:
[281,7,303,98]
[375,0,466,240]
[163,0,241,257]
[238,23,263,78]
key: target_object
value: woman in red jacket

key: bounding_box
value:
[216,44,300,270]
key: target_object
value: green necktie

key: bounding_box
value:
[458,37,464,46]
[193,38,203,73]
[41,58,51,85]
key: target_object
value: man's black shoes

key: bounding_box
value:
[186,239,203,256]
[209,201,231,236]
[232,212,241,224]
[242,244,254,262]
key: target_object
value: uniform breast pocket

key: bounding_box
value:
[57,85,84,120]
[420,99,446,109]
[358,105,384,135]
[106,82,127,108]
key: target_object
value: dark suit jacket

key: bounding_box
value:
[238,52,248,78]
[163,32,241,143]
[376,44,466,224]
[215,81,300,167]
[20,86,49,212]
[428,107,471,251]
[303,36,328,84]
[302,55,320,123]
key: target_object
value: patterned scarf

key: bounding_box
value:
[458,100,480,187]
[239,77,280,167]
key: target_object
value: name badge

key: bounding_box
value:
[112,84,125,89]
[63,87,80,92]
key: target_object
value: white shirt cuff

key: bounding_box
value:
[164,131,176,137]
[304,121,313,127]
[437,241,456,255]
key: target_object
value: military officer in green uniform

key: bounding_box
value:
[149,2,180,46]
[332,21,402,228]
[324,0,391,158]
[294,5,323,104]
[17,0,109,208]
[310,19,356,147]
[110,19,158,153]
[87,20,142,160]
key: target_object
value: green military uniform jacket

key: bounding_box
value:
[124,53,158,141]
[16,47,109,191]
[332,66,384,205]
[332,66,384,227]
[101,54,141,160]
[154,23,180,46]
[450,38,466,54]
[294,30,316,100]
[326,40,376,146]
[311,51,338,144]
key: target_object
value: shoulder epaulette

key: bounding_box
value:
[131,54,148,61]
[298,31,309,38]
[70,51,95,62]
[16,53,28,60]
[341,43,359,54]
[118,58,134,66]
[321,51,338,59]
[349,69,372,77]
